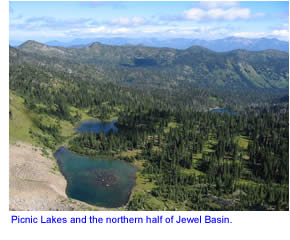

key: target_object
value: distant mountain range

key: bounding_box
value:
[10,37,288,52]
[10,40,289,91]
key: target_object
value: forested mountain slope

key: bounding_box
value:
[40,37,289,52]
[10,40,288,90]
[9,39,289,211]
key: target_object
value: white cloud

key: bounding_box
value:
[271,29,289,40]
[132,17,145,24]
[232,30,289,40]
[184,7,251,21]
[111,27,131,34]
[10,23,231,40]
[109,16,146,26]
[232,31,266,38]
[72,26,132,35]
[89,26,106,33]
[199,1,239,9]
[183,8,205,21]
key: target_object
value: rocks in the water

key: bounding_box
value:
[54,147,138,208]
[89,168,119,186]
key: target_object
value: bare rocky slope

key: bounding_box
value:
[9,142,101,211]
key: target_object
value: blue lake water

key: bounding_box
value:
[210,108,236,115]
[75,119,118,134]
[54,119,138,208]
[54,147,138,208]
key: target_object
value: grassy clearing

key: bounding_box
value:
[236,135,250,150]
[71,106,119,122]
[135,172,156,192]
[9,92,39,144]
[164,121,179,133]
[187,135,217,175]
[209,96,217,101]
[10,92,80,149]
[181,167,205,176]
[132,160,156,193]
[204,135,217,152]
[237,179,260,186]
[59,120,75,137]
[120,149,142,158]
[127,158,166,210]
[70,106,94,121]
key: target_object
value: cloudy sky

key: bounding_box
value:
[9,1,289,42]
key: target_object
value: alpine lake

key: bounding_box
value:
[54,119,138,208]
[210,108,236,115]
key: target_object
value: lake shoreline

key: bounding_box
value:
[9,142,104,211]
[53,118,142,209]
[74,118,118,134]
[54,144,138,208]
[57,145,141,209]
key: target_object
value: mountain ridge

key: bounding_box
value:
[11,40,289,90]
[10,37,289,52]
[39,37,289,52]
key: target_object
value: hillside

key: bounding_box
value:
[40,37,289,52]
[9,39,289,211]
[11,40,288,90]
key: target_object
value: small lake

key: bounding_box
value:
[75,119,118,134]
[54,147,138,208]
[55,119,137,208]
[210,108,236,115]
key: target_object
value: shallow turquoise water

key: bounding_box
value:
[54,147,138,208]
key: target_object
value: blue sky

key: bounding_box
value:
[9,1,289,42]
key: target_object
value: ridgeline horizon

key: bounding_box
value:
[10,36,289,53]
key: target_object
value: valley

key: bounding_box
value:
[9,41,289,211]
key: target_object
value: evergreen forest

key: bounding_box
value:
[9,41,289,210]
